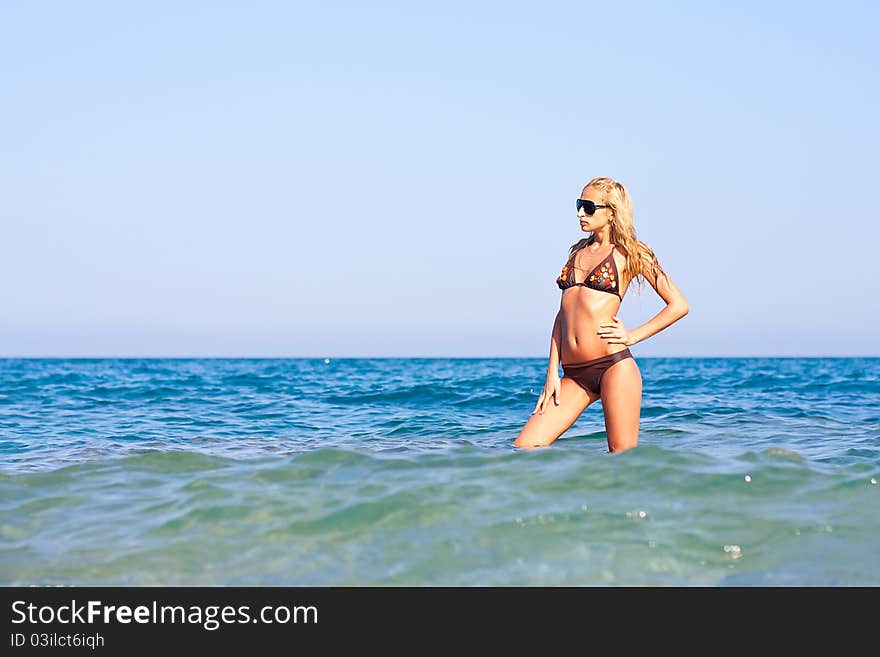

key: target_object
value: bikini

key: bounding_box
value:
[556,244,622,297]
[555,244,634,396]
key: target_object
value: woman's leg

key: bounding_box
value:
[599,357,643,452]
[513,377,599,449]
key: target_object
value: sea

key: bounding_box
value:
[1,356,878,586]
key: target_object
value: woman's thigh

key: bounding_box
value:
[599,356,643,452]
[513,377,598,449]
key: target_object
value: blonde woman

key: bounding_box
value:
[513,177,689,452]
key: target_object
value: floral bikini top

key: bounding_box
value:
[556,245,621,298]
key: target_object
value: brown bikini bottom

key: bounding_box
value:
[562,348,634,396]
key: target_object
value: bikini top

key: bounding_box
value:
[556,244,621,298]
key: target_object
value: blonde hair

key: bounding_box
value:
[567,176,668,294]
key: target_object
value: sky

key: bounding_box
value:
[1,0,878,357]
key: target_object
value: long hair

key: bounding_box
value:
[566,176,668,293]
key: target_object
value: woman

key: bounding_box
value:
[513,177,689,452]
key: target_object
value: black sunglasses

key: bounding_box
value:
[576,199,612,215]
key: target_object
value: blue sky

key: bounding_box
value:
[1,1,877,357]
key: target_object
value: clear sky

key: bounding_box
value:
[2,1,878,357]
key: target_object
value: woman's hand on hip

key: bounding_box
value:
[597,316,633,345]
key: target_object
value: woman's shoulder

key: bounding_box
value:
[562,238,588,259]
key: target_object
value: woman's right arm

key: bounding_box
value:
[547,310,561,378]
[532,311,562,414]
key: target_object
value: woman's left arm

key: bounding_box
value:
[599,259,689,347]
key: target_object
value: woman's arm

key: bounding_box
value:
[626,263,689,347]
[547,311,562,376]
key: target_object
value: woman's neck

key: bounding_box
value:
[588,226,613,248]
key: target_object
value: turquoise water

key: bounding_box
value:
[1,357,878,585]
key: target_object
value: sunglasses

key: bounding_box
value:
[576,199,612,215]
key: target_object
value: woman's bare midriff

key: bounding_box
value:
[559,286,628,364]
